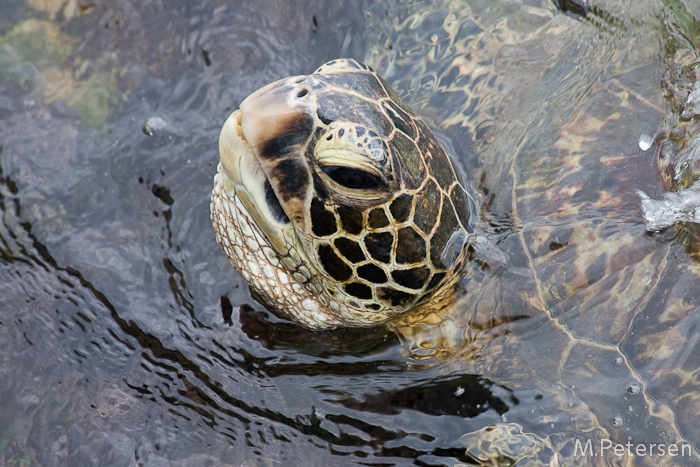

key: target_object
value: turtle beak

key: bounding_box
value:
[219,76,310,183]
[231,76,316,231]
[217,75,316,249]
[217,107,294,256]
[218,109,258,189]
[218,75,310,194]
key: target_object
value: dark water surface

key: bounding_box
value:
[1,0,699,465]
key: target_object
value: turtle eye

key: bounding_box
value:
[323,166,382,190]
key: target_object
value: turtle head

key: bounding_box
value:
[212,59,474,328]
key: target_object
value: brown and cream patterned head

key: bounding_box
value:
[211,59,474,329]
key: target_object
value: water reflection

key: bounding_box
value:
[1,0,700,465]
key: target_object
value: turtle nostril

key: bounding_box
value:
[296,89,309,98]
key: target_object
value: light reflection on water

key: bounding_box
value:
[1,0,699,465]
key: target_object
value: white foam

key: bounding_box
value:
[638,180,700,231]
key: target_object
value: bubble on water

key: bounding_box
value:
[312,406,325,420]
[612,416,624,427]
[614,357,624,365]
[638,133,654,151]
[627,383,641,395]
[143,116,168,136]
[411,347,437,359]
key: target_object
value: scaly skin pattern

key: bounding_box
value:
[211,168,344,327]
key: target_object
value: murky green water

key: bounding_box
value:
[1,0,699,465]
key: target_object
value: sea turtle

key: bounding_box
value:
[211,57,476,329]
[211,0,700,464]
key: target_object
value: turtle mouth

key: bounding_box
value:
[219,109,261,193]
[217,108,297,266]
[219,74,317,236]
[218,109,290,226]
